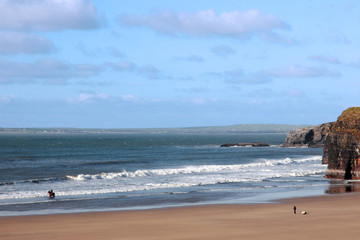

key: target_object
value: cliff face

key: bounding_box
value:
[324,107,360,179]
[282,122,334,148]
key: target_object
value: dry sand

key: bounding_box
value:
[1,193,360,240]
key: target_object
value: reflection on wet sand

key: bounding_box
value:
[326,181,360,194]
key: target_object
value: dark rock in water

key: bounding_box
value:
[324,107,360,179]
[220,142,270,147]
[281,122,334,148]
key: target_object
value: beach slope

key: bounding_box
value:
[1,193,360,240]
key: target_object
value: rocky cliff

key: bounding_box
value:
[324,107,360,179]
[281,122,334,148]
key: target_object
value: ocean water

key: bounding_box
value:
[0,132,331,216]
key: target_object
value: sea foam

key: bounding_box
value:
[66,156,323,181]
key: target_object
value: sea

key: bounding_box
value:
[0,132,344,216]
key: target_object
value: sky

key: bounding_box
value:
[0,0,359,128]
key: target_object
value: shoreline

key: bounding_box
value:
[0,183,331,217]
[1,192,360,240]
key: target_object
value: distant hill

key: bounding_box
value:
[177,124,310,133]
[0,124,310,134]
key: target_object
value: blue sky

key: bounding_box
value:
[0,0,359,128]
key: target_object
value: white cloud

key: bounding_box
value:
[327,32,351,44]
[106,61,137,72]
[0,31,55,54]
[0,58,103,84]
[0,94,17,103]
[0,0,100,31]
[121,94,137,102]
[211,45,236,57]
[258,31,296,45]
[247,88,305,99]
[282,89,305,98]
[175,55,204,62]
[247,88,278,98]
[75,43,125,58]
[67,92,109,103]
[264,65,341,78]
[182,97,218,105]
[138,65,165,80]
[106,61,169,80]
[210,64,341,85]
[189,98,207,105]
[76,41,102,57]
[106,47,125,58]
[176,87,209,93]
[308,55,341,64]
[0,59,171,85]
[0,0,102,56]
[79,92,108,102]
[209,69,270,84]
[119,9,291,43]
[349,59,360,68]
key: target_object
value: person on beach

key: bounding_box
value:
[48,190,55,198]
[293,206,296,214]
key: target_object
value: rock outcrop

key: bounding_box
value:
[281,122,334,148]
[324,107,360,179]
[220,142,270,147]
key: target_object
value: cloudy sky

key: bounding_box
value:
[0,0,359,128]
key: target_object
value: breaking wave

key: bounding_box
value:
[66,156,323,181]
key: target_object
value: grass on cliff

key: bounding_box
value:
[338,107,360,123]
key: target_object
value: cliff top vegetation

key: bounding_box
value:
[336,107,360,130]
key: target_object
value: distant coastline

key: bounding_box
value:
[0,124,310,134]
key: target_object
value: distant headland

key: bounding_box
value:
[0,124,310,134]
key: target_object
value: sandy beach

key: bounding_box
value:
[1,193,360,240]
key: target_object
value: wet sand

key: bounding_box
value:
[1,193,360,240]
